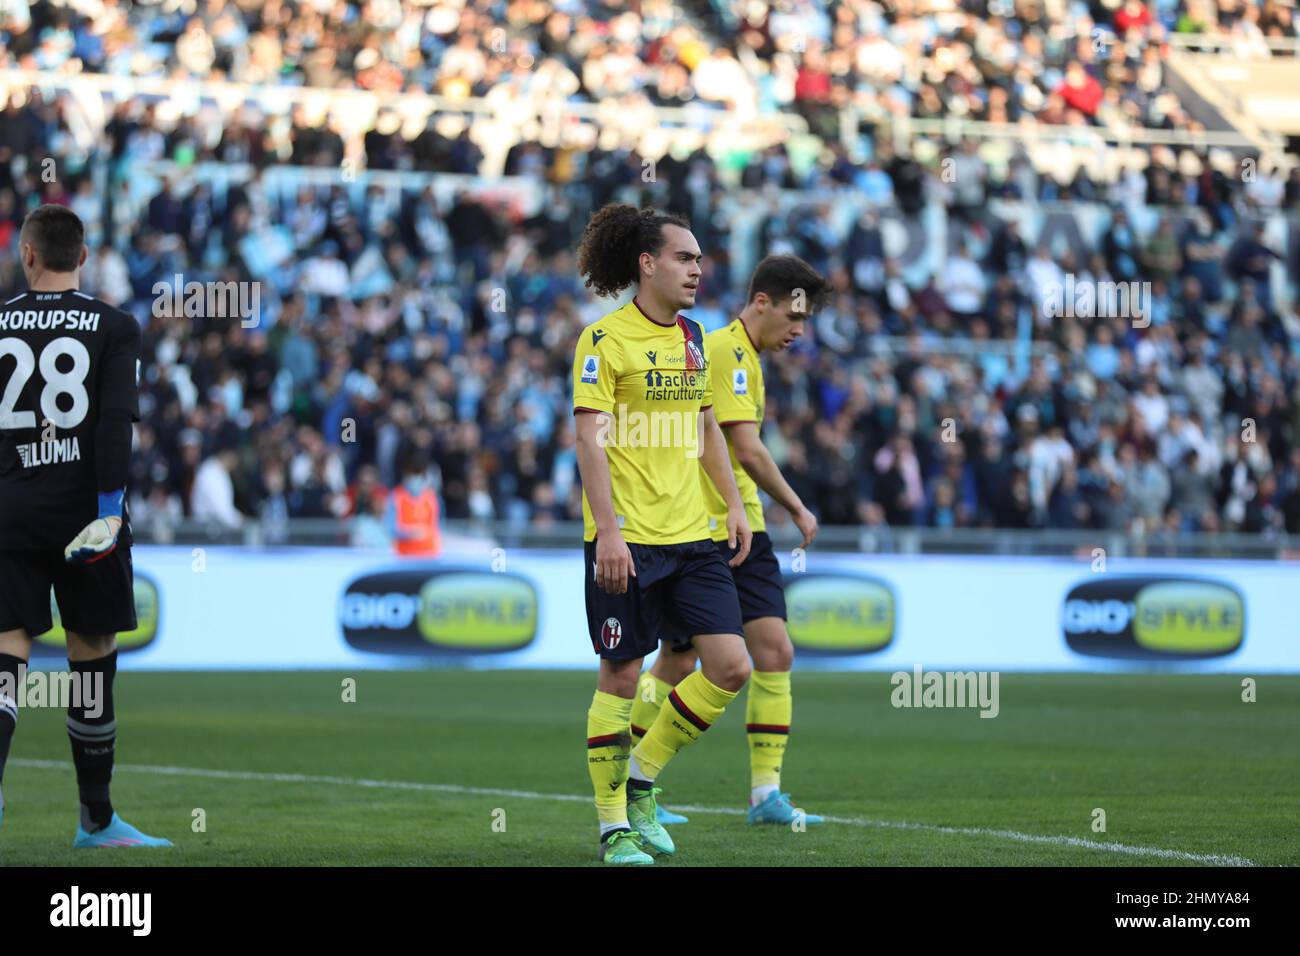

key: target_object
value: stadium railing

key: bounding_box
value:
[131,517,1298,561]
[4,66,1284,177]
[0,68,807,176]
[1164,33,1300,55]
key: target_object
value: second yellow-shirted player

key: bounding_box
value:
[629,254,835,826]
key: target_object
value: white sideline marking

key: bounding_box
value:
[11,758,1254,866]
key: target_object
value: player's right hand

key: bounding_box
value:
[595,532,636,594]
[793,505,819,550]
[726,507,752,567]
[64,516,122,564]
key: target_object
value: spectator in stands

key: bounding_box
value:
[387,452,442,557]
[0,0,1297,543]
[191,445,244,531]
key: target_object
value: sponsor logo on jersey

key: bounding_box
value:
[645,350,657,364]
[581,354,600,383]
[640,369,706,406]
[642,369,700,388]
[591,329,607,346]
[733,347,745,362]
[15,437,82,468]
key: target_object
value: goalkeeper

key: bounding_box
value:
[0,205,171,849]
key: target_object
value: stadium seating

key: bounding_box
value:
[1,0,1298,539]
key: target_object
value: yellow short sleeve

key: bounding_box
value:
[572,326,618,415]
[708,337,757,425]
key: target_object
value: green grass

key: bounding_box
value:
[1,671,1296,866]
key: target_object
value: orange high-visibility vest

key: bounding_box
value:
[392,486,441,556]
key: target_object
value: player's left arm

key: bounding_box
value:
[66,313,141,563]
[727,421,818,549]
[699,405,751,566]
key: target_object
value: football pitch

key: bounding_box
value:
[1,670,1295,867]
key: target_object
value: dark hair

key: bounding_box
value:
[746,254,833,316]
[20,204,85,272]
[403,449,430,476]
[577,204,690,299]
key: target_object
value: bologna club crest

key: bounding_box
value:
[677,316,705,371]
[601,617,623,650]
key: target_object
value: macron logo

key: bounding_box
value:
[591,329,607,346]
[50,886,152,936]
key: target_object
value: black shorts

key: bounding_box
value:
[585,537,743,661]
[0,546,137,638]
[667,531,787,652]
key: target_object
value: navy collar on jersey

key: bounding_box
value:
[630,295,678,328]
[735,315,762,354]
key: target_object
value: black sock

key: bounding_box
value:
[67,650,117,831]
[0,653,22,811]
[627,776,652,794]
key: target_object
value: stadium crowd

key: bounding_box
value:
[3,0,1297,140]
[1,2,1300,541]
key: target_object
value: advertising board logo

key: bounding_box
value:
[1063,576,1244,660]
[32,572,160,657]
[340,569,538,655]
[782,573,895,655]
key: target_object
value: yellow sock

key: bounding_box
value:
[631,670,736,780]
[629,673,672,745]
[746,670,792,791]
[587,690,633,827]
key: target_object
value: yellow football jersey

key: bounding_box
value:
[571,300,713,545]
[701,318,765,540]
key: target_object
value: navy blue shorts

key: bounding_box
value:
[667,531,786,652]
[584,538,743,661]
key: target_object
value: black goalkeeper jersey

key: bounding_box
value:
[0,289,141,551]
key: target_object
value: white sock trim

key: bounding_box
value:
[751,783,779,806]
[628,753,653,784]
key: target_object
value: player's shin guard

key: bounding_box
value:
[746,670,791,801]
[630,670,736,783]
[587,690,633,834]
[66,650,117,832]
[629,673,672,745]
[0,653,21,814]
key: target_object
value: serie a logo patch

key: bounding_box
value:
[733,368,748,394]
[581,355,600,383]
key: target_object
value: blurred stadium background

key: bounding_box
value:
[0,0,1298,865]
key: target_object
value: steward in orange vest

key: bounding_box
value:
[387,464,441,556]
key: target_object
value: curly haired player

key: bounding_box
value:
[573,204,752,865]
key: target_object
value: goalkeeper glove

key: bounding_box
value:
[65,490,125,564]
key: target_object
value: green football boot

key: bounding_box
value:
[599,828,654,865]
[627,786,676,856]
